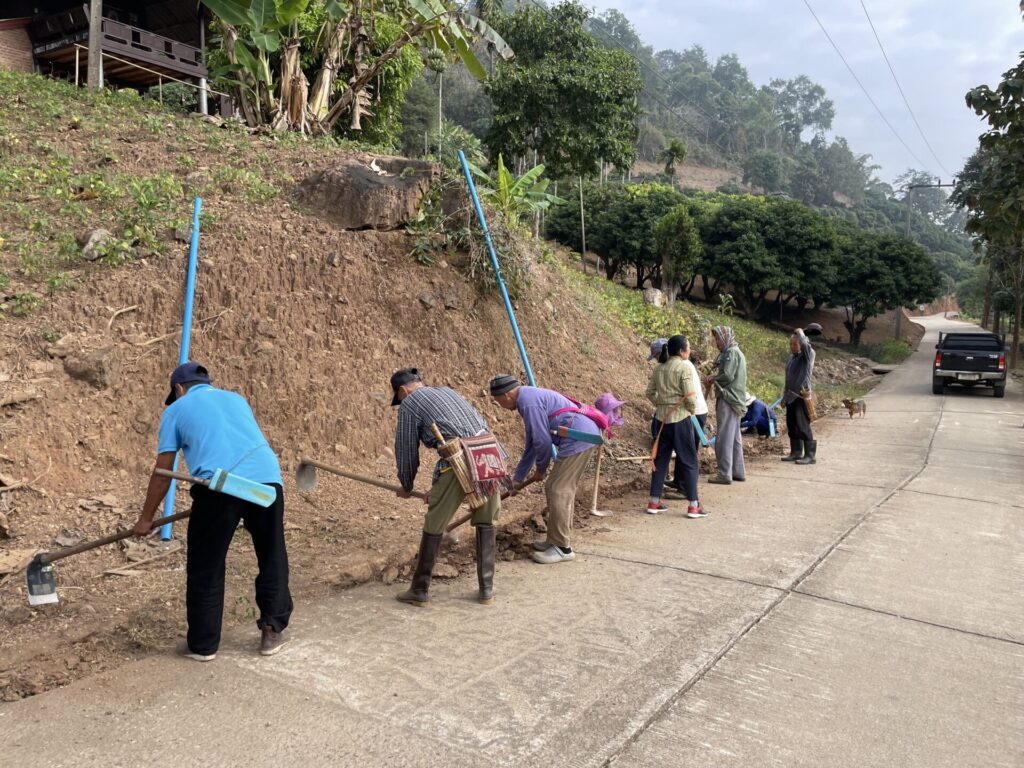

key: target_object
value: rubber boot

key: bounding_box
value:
[781,438,804,462]
[796,440,817,465]
[475,524,496,605]
[397,531,442,607]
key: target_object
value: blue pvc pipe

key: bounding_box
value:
[458,152,556,460]
[161,197,202,540]
[457,151,536,386]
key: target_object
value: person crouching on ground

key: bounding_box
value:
[390,368,505,607]
[646,336,705,519]
[132,362,292,661]
[490,375,600,564]
[781,327,817,465]
[706,325,748,485]
[741,394,777,437]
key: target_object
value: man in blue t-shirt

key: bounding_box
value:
[132,362,292,661]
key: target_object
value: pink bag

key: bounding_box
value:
[550,394,613,437]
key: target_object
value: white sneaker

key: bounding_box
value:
[531,545,576,564]
[531,539,551,552]
[176,639,215,662]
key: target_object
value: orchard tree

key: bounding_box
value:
[762,198,837,312]
[485,1,643,178]
[830,231,939,344]
[653,204,702,305]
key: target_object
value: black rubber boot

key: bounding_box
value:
[397,531,442,607]
[796,440,817,465]
[781,438,804,462]
[475,524,496,605]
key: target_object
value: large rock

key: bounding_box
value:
[64,347,121,389]
[295,154,440,231]
[643,287,666,308]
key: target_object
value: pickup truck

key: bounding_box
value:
[932,331,1007,397]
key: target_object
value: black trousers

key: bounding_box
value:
[186,483,292,654]
[786,398,814,442]
[650,418,699,501]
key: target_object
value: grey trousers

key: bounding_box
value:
[715,398,746,481]
[544,448,594,548]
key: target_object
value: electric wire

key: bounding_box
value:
[859,0,952,177]
[801,0,933,173]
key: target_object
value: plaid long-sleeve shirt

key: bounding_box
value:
[394,386,504,491]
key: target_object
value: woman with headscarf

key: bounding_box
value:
[706,325,748,484]
[645,335,706,518]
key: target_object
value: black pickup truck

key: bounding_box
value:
[932,331,1007,397]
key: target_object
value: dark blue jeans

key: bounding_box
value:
[650,418,699,501]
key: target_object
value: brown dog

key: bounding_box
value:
[842,398,867,418]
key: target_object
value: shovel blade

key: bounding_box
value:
[26,556,59,606]
[295,462,318,493]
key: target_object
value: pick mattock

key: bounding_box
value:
[25,466,277,606]
[25,510,191,606]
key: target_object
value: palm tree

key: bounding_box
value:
[660,138,688,180]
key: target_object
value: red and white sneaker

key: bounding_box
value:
[686,503,708,519]
[645,502,667,515]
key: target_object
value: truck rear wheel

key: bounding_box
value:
[994,384,1005,398]
[932,380,944,395]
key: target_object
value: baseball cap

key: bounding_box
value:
[647,338,668,361]
[390,367,421,406]
[165,361,212,405]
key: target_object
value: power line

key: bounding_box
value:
[859,0,952,177]
[801,0,933,173]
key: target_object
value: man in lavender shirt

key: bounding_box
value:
[490,374,599,564]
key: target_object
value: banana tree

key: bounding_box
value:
[467,154,565,230]
[204,0,513,136]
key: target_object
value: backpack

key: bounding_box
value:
[549,394,613,438]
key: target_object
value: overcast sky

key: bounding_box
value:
[584,0,1024,183]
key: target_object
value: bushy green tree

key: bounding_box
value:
[485,1,643,178]
[830,229,940,344]
[653,204,702,304]
[741,150,788,192]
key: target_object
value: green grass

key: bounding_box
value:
[558,260,874,410]
[559,262,790,401]
[853,338,913,365]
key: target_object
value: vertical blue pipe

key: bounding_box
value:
[161,197,202,540]
[457,150,537,386]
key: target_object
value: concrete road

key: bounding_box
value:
[2,316,1022,768]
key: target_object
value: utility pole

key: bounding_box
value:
[579,176,587,273]
[87,0,103,90]
[900,179,956,338]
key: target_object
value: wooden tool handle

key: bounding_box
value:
[445,476,541,533]
[153,468,210,486]
[40,510,192,565]
[297,458,428,500]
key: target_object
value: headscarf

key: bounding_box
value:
[712,325,737,350]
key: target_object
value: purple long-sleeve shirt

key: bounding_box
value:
[514,386,599,484]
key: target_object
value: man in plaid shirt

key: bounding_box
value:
[390,368,504,607]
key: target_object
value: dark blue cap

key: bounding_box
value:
[166,361,212,405]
